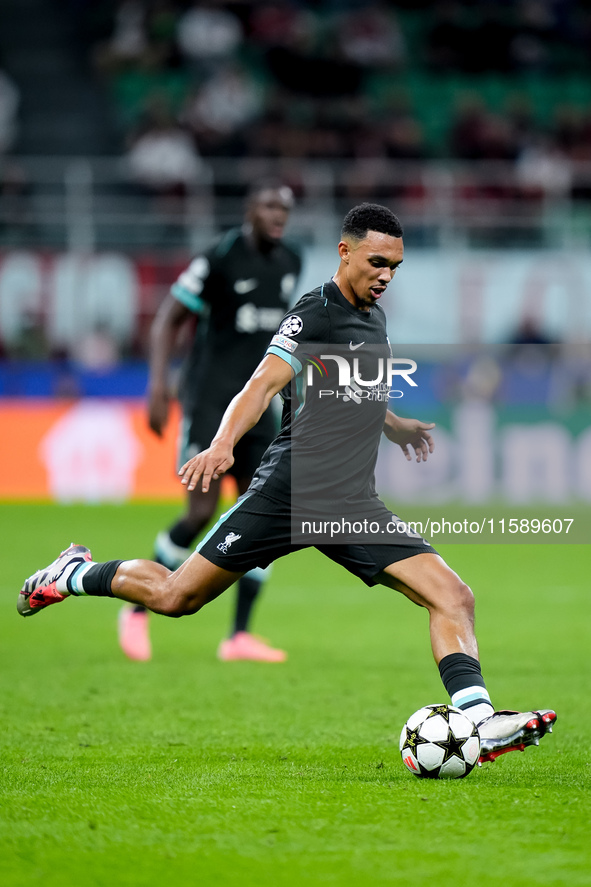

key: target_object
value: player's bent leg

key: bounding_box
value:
[377,553,477,663]
[377,552,494,719]
[377,552,557,763]
[19,545,243,619]
[111,552,244,616]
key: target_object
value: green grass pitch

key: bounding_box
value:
[1,503,589,886]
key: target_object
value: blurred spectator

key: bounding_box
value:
[182,63,264,156]
[449,94,492,160]
[94,0,151,74]
[335,2,406,71]
[475,115,519,162]
[176,0,243,74]
[84,0,591,172]
[248,1,318,51]
[516,136,572,200]
[9,0,591,222]
[125,95,202,195]
[383,97,426,161]
[449,93,519,163]
[509,0,556,73]
[94,0,183,75]
[0,68,20,154]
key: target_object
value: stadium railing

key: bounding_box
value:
[2,157,591,252]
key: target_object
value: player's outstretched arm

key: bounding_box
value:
[148,294,191,436]
[383,411,435,462]
[179,354,293,492]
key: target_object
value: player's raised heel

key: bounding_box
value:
[478,709,557,764]
[17,543,92,617]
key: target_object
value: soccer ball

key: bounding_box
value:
[399,704,481,779]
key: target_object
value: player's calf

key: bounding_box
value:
[19,545,241,620]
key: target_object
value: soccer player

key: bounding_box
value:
[118,180,301,662]
[19,204,555,763]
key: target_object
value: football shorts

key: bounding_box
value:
[197,489,436,586]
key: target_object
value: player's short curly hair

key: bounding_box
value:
[341,203,403,240]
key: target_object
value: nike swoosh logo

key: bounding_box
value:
[234,278,258,294]
[349,341,365,350]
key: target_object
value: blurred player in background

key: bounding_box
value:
[118,181,301,662]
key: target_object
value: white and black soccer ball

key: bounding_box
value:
[399,704,481,779]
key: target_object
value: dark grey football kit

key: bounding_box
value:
[197,279,435,584]
[173,227,301,478]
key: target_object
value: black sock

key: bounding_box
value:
[79,561,123,597]
[232,574,262,634]
[438,653,486,697]
[438,652,492,716]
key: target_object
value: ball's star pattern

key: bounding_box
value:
[401,706,481,779]
[425,705,453,722]
[433,727,468,765]
[402,725,432,755]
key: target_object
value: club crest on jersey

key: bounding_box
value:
[278,315,303,337]
[217,532,242,553]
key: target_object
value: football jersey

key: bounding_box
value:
[249,279,393,516]
[172,227,301,421]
